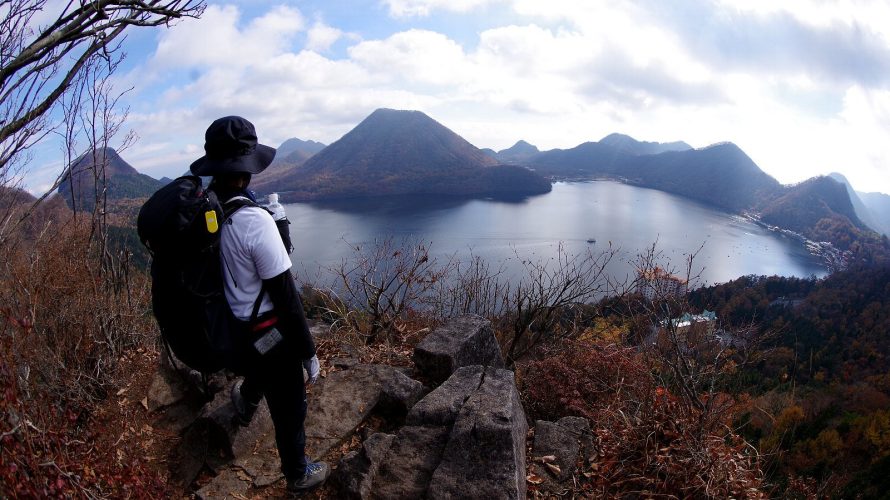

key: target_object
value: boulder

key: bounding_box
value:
[367,365,527,499]
[427,366,528,500]
[360,364,425,417]
[308,320,331,340]
[407,365,490,427]
[556,416,596,464]
[172,381,273,485]
[530,416,594,493]
[334,432,396,499]
[371,426,451,499]
[531,420,579,483]
[413,315,504,384]
[146,364,188,411]
[305,363,425,459]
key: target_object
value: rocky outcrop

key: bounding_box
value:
[372,426,452,499]
[345,365,528,499]
[154,316,528,498]
[413,314,504,384]
[305,363,424,459]
[334,432,396,499]
[426,366,528,499]
[172,381,274,486]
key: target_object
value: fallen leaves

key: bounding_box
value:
[544,462,562,476]
[526,473,544,485]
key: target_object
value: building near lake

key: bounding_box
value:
[635,266,687,300]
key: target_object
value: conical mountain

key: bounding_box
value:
[255,109,550,200]
[58,147,161,211]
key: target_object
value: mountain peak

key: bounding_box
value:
[277,137,326,157]
[599,133,692,155]
[253,108,550,200]
[58,147,160,211]
[496,140,539,163]
[67,147,139,178]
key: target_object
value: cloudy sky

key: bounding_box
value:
[25,0,890,195]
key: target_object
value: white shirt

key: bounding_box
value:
[220,200,291,320]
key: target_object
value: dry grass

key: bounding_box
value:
[521,340,765,498]
[1,204,166,497]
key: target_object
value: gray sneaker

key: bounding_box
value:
[286,461,330,494]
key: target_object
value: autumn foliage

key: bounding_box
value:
[522,342,764,498]
[0,206,167,497]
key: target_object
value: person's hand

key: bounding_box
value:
[303,355,320,384]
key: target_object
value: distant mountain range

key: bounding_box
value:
[58,147,161,211]
[252,109,551,200]
[69,109,887,256]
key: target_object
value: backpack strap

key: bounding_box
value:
[221,195,260,220]
[219,195,271,328]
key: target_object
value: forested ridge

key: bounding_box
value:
[689,265,890,495]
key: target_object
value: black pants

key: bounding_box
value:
[240,337,308,481]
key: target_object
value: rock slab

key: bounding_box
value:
[427,366,528,500]
[413,314,504,384]
[305,364,424,459]
[372,426,451,500]
[369,365,527,499]
[172,381,273,485]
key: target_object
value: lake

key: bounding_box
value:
[282,180,827,288]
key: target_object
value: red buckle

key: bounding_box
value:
[252,316,278,332]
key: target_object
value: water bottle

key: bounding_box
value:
[267,193,286,222]
[267,193,294,253]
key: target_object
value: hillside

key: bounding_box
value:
[531,140,782,212]
[253,109,551,200]
[621,143,783,212]
[58,147,161,211]
[276,137,326,159]
[859,191,890,236]
[828,172,887,235]
[261,137,328,179]
[688,265,890,496]
[760,176,869,249]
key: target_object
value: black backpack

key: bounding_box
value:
[137,176,262,373]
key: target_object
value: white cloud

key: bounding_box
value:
[306,22,343,52]
[149,4,304,69]
[22,0,890,195]
[382,0,505,17]
[349,29,471,87]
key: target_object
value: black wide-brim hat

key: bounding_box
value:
[190,116,276,176]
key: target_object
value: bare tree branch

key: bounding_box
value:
[0,0,204,175]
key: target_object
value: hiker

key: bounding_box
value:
[189,115,329,493]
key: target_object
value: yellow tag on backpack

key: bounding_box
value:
[205,210,219,233]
